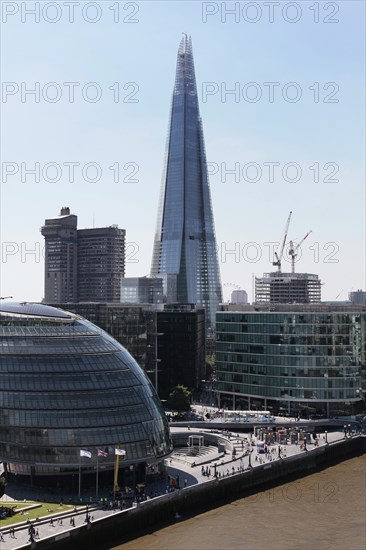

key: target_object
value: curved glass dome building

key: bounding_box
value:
[0,303,172,479]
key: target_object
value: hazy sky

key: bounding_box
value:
[1,0,365,303]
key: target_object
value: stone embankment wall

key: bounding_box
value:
[24,436,366,550]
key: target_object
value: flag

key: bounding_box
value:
[115,448,126,456]
[80,449,92,458]
[98,449,108,458]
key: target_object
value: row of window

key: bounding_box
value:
[0,371,141,391]
[216,353,358,367]
[0,388,144,410]
[216,382,359,401]
[217,372,361,390]
[0,422,165,447]
[217,343,360,358]
[0,440,164,464]
[0,405,152,428]
[0,355,130,373]
[217,314,364,324]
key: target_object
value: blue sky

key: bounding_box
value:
[1,0,365,302]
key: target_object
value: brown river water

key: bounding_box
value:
[112,455,366,550]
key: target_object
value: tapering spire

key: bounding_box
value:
[151,37,222,330]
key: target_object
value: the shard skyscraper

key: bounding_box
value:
[151,35,222,329]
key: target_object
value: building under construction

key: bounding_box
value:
[255,272,321,304]
[255,211,321,304]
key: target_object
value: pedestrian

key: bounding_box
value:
[49,517,54,526]
[35,529,39,539]
[0,531,4,542]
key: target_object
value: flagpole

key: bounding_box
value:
[78,451,81,500]
[114,452,119,500]
[96,453,99,500]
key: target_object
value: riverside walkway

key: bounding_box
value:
[0,427,355,549]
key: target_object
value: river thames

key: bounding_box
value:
[113,455,365,550]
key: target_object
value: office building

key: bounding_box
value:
[78,226,125,302]
[154,305,206,397]
[41,208,125,303]
[41,207,78,303]
[349,290,366,306]
[151,35,222,329]
[49,302,206,396]
[231,290,248,305]
[121,277,164,305]
[0,302,172,485]
[49,302,155,373]
[216,304,366,416]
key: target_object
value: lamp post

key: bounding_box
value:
[148,315,163,394]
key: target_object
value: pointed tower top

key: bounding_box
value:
[179,33,192,56]
[175,34,196,96]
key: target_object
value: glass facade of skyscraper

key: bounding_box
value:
[151,35,222,329]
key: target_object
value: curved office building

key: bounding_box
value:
[0,303,172,479]
[216,305,366,416]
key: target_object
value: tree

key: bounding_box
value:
[167,385,191,411]
[205,354,216,380]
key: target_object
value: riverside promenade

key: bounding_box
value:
[0,426,362,550]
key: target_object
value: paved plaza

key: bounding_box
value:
[0,426,354,549]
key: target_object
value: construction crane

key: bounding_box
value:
[272,211,292,273]
[0,296,13,300]
[288,231,312,273]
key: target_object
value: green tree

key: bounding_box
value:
[205,354,216,380]
[167,385,191,411]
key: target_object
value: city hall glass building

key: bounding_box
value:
[151,35,222,329]
[0,303,172,481]
[216,305,366,416]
